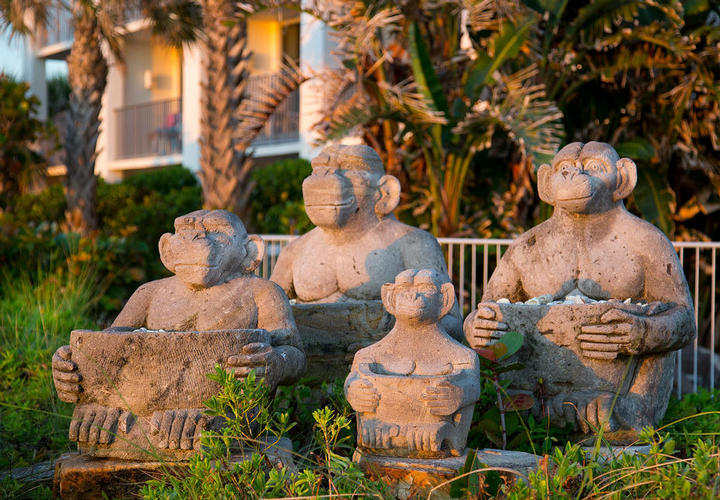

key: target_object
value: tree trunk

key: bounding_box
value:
[63,4,107,235]
[199,0,253,216]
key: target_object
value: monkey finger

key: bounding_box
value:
[473,319,508,331]
[193,416,210,450]
[78,409,96,443]
[57,391,79,404]
[52,357,76,372]
[580,342,624,353]
[578,333,630,344]
[180,414,199,450]
[241,342,272,355]
[168,411,187,449]
[88,409,107,444]
[99,408,120,444]
[69,408,84,441]
[57,345,72,360]
[54,380,81,394]
[158,411,175,448]
[54,370,82,383]
[580,324,632,335]
[474,306,497,320]
[600,309,636,324]
[582,350,617,360]
[429,433,441,452]
[150,411,163,435]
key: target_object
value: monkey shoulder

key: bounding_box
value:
[377,220,445,266]
[614,210,676,259]
[440,336,480,370]
[227,275,291,308]
[284,228,323,255]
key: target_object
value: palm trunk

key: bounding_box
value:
[63,4,107,235]
[199,0,253,216]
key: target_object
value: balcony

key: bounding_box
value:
[114,98,182,160]
[248,73,300,146]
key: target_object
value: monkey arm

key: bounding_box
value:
[639,236,696,353]
[110,282,154,328]
[481,246,525,302]
[255,280,306,383]
[269,240,297,299]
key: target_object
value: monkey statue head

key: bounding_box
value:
[537,142,637,215]
[381,269,456,327]
[158,210,265,289]
[302,144,401,230]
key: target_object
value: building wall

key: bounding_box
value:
[124,36,181,106]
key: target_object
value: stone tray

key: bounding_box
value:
[70,328,270,412]
[484,301,656,396]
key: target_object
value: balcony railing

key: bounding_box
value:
[248,73,300,146]
[38,7,144,49]
[114,98,182,160]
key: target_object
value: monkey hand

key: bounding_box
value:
[360,421,398,449]
[466,305,509,349]
[578,308,647,359]
[150,409,213,450]
[421,380,463,416]
[227,342,284,389]
[53,345,82,403]
[347,378,380,413]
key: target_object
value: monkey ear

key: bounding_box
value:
[614,158,637,202]
[381,283,397,315]
[537,164,554,205]
[158,233,175,273]
[439,282,456,318]
[375,175,401,217]
[241,234,265,274]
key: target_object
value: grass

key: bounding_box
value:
[0,263,100,498]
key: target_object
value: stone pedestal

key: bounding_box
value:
[53,438,295,499]
[354,448,543,499]
[292,301,393,378]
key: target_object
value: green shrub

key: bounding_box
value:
[250,158,312,234]
[0,264,99,474]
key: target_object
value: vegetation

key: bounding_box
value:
[0,75,53,199]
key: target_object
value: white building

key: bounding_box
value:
[24,6,333,181]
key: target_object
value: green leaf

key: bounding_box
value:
[502,393,536,411]
[465,17,535,95]
[615,139,656,162]
[632,166,676,236]
[497,331,524,359]
[408,22,448,114]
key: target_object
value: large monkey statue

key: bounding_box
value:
[51,210,305,452]
[464,142,695,441]
[271,144,463,342]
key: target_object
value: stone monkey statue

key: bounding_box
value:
[51,210,305,452]
[346,269,481,458]
[270,144,463,341]
[464,142,695,439]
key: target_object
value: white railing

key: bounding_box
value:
[248,73,300,146]
[114,98,182,159]
[259,235,719,397]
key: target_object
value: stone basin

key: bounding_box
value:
[483,301,663,398]
[291,301,394,378]
[69,328,269,460]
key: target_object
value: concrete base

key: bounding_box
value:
[354,448,543,499]
[53,437,295,499]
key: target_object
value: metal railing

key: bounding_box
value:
[114,98,182,159]
[258,235,720,396]
[248,73,300,146]
[37,6,144,48]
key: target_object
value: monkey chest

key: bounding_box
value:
[146,292,259,331]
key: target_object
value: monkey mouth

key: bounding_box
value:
[175,264,219,270]
[557,194,593,202]
[305,199,354,208]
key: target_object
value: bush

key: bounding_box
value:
[250,158,312,234]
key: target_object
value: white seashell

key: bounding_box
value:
[497,298,511,304]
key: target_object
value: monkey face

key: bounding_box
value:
[538,142,637,215]
[159,210,264,289]
[382,270,456,326]
[302,165,376,228]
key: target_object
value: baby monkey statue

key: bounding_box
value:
[51,210,305,464]
[345,269,480,461]
[465,142,695,443]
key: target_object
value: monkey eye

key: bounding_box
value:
[416,284,436,294]
[583,160,604,173]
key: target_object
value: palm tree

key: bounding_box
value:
[199,0,306,217]
[1,0,202,235]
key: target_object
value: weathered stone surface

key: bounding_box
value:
[54,438,295,499]
[354,448,542,499]
[291,300,394,377]
[346,270,481,460]
[464,142,696,443]
[271,145,463,357]
[51,210,306,461]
